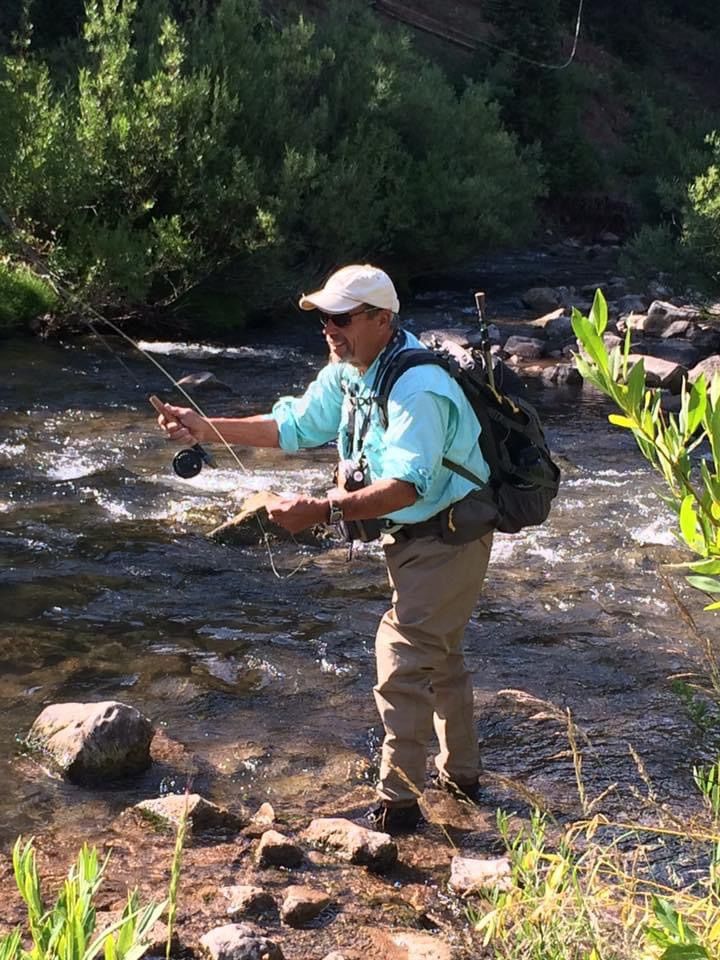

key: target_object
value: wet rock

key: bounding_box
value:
[304,818,397,871]
[27,701,153,784]
[603,333,623,350]
[503,336,545,360]
[538,363,582,386]
[134,793,247,836]
[255,829,304,868]
[221,885,277,920]
[280,884,332,926]
[627,355,686,393]
[199,923,284,960]
[391,931,453,960]
[177,371,235,394]
[245,801,275,837]
[688,355,720,384]
[521,286,561,313]
[449,855,513,895]
[208,492,326,548]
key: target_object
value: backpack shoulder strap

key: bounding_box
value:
[374,349,452,428]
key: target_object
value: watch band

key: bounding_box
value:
[327,498,344,525]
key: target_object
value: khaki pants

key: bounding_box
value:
[374,531,493,803]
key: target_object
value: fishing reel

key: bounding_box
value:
[149,394,217,479]
[172,443,217,479]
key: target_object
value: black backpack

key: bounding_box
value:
[374,341,561,534]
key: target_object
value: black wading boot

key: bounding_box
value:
[366,801,423,835]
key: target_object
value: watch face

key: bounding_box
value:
[329,502,343,524]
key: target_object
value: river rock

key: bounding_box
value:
[177,371,235,394]
[304,818,397,871]
[688,355,720,384]
[134,793,246,836]
[615,294,647,315]
[449,855,513,896]
[661,319,691,338]
[255,829,304,868]
[221,885,277,919]
[391,931,453,960]
[645,300,701,335]
[626,355,686,392]
[199,923,284,960]
[688,325,720,352]
[522,286,561,313]
[503,336,545,360]
[280,885,332,926]
[245,801,275,837]
[27,701,153,783]
[633,338,701,368]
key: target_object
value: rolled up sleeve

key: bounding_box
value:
[271,365,343,451]
[378,391,451,497]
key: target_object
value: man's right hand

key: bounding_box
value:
[156,402,209,445]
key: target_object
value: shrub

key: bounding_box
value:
[0,0,541,331]
[683,131,720,289]
[0,261,59,334]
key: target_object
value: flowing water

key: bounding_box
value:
[1,251,718,868]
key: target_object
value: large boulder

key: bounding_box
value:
[27,701,153,783]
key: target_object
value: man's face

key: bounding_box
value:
[321,306,393,369]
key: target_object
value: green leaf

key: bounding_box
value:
[686,575,720,593]
[626,357,646,410]
[686,378,707,438]
[687,558,720,575]
[660,947,708,960]
[590,288,608,336]
[652,897,681,937]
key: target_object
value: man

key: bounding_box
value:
[157,264,493,834]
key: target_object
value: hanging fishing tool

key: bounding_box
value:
[474,290,496,392]
[148,394,217,478]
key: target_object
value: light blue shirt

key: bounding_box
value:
[270,330,490,524]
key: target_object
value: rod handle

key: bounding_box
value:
[148,394,217,468]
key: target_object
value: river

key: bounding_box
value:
[0,249,717,928]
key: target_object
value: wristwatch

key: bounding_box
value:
[327,498,344,525]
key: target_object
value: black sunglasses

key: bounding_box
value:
[319,306,379,328]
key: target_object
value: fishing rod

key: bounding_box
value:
[0,206,310,579]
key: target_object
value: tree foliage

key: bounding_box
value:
[0,0,540,328]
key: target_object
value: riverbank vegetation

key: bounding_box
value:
[0,0,719,334]
[0,0,539,332]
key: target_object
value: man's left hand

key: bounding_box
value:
[266,496,327,534]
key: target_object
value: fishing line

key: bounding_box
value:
[0,207,314,580]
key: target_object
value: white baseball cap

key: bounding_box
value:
[299,264,400,314]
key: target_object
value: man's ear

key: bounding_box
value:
[377,308,393,329]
